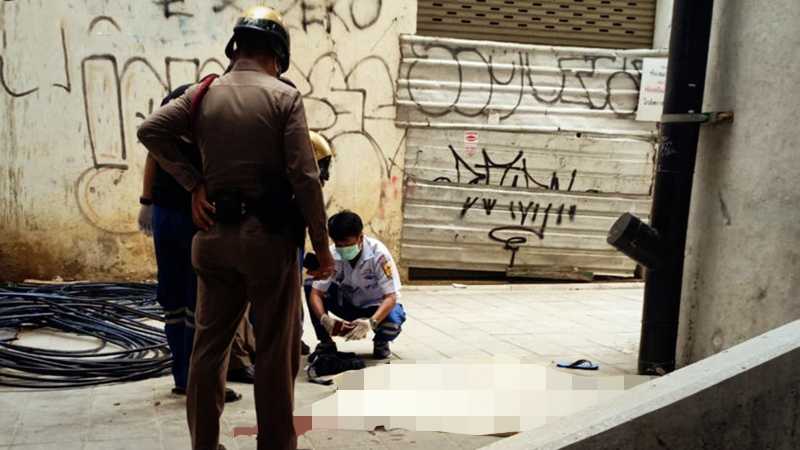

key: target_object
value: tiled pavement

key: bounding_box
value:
[391,283,642,374]
[0,282,643,449]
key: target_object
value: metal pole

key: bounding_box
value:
[637,0,716,375]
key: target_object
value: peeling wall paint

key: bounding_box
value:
[0,0,415,281]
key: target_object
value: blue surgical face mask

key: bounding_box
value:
[336,243,361,262]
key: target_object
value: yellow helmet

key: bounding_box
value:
[224,5,290,73]
[309,131,333,161]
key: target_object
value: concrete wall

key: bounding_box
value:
[676,0,800,365]
[0,1,415,281]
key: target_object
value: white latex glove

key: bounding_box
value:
[320,314,336,335]
[345,318,371,341]
[138,204,153,237]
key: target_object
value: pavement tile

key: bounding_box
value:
[454,332,497,344]
[86,404,147,422]
[393,350,447,361]
[447,433,506,449]
[87,417,160,442]
[84,438,162,450]
[533,333,601,348]
[475,344,534,358]
[517,340,574,357]
[376,429,454,445]
[234,435,258,450]
[0,429,15,447]
[10,443,84,450]
[0,397,20,446]
[158,416,191,438]
[18,395,92,425]
[384,441,459,450]
[153,395,189,419]
[305,429,385,449]
[436,348,491,358]
[584,331,638,343]
[12,420,88,446]
[92,380,156,399]
[592,350,637,365]
[162,436,193,449]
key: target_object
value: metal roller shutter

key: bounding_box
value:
[417,0,657,49]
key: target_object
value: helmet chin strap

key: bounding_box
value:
[224,36,236,59]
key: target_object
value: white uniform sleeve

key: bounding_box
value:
[311,245,339,293]
[311,277,332,293]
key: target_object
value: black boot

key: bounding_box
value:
[373,341,391,359]
[227,365,255,384]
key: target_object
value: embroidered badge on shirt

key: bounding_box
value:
[383,261,394,279]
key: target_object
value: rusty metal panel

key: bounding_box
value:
[417,0,657,50]
[397,35,663,278]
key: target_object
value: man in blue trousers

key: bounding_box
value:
[137,85,256,398]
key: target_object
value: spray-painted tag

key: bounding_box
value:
[464,130,479,157]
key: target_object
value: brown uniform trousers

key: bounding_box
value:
[230,314,256,371]
[190,218,301,449]
[138,58,328,450]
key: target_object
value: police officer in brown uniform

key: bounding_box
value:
[138,6,334,450]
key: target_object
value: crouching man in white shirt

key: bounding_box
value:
[306,210,406,359]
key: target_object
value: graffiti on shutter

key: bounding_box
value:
[396,35,665,278]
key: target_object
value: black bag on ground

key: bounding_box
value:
[306,350,365,380]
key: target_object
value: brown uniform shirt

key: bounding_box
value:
[137,58,328,252]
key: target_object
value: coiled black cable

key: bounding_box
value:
[0,282,170,388]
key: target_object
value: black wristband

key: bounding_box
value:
[139,197,153,206]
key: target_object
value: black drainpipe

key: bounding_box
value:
[607,0,716,375]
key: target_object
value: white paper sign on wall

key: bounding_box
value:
[636,58,669,122]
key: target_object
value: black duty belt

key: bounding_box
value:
[210,191,306,245]
[211,191,250,224]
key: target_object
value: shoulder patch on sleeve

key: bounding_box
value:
[383,261,394,279]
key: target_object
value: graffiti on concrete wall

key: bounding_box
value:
[299,52,404,225]
[0,56,39,97]
[0,0,403,241]
[77,49,227,234]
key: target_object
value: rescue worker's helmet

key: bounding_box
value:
[310,131,333,161]
[310,131,333,186]
[224,5,290,74]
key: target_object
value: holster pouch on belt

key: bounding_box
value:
[252,198,306,247]
[212,191,246,224]
[210,189,307,246]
